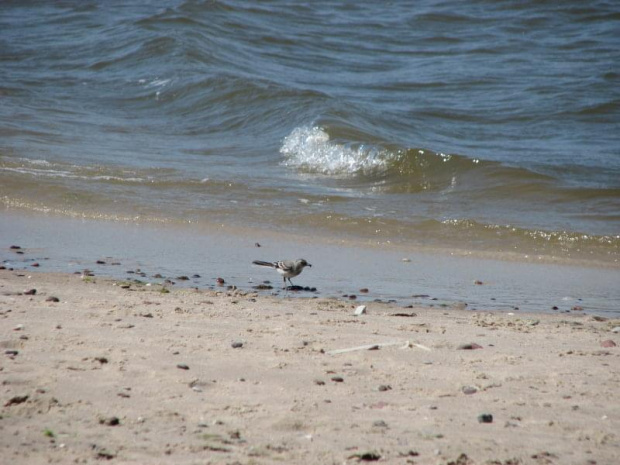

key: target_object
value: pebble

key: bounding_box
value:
[46,296,60,302]
[4,395,29,407]
[177,363,190,370]
[462,386,478,395]
[14,324,24,331]
[23,289,37,295]
[457,343,483,350]
[216,277,225,286]
[330,376,344,383]
[231,341,244,349]
[354,305,367,316]
[5,350,19,357]
[377,384,392,392]
[99,416,120,426]
[612,327,620,333]
[314,379,326,386]
[478,413,493,423]
[600,340,616,348]
[372,420,388,428]
[359,288,369,293]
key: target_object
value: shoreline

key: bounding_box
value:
[2,210,620,317]
[1,269,619,464]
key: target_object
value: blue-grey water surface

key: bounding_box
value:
[1,1,619,264]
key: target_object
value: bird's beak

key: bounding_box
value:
[308,263,312,267]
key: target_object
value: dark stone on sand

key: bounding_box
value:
[572,306,584,311]
[23,289,36,295]
[231,341,244,349]
[5,350,19,356]
[192,274,201,278]
[474,280,484,285]
[391,312,417,317]
[31,263,40,267]
[331,376,344,383]
[46,296,60,302]
[600,340,617,348]
[99,416,120,426]
[140,313,153,318]
[95,357,108,364]
[359,288,369,293]
[552,306,559,310]
[372,420,388,428]
[348,294,357,300]
[478,413,493,423]
[177,276,190,281]
[457,343,483,350]
[348,451,381,462]
[4,395,29,407]
[10,245,22,250]
[177,363,190,370]
[377,385,392,392]
[153,273,163,279]
[314,379,326,385]
[255,242,261,247]
[216,277,225,285]
[96,260,106,265]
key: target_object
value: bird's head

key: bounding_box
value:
[298,259,311,268]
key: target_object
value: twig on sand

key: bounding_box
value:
[327,340,431,355]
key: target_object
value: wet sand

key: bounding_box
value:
[1,270,618,464]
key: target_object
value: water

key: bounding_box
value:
[1,0,620,265]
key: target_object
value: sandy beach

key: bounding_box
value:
[1,269,618,465]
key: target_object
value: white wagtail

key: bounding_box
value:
[252,259,312,288]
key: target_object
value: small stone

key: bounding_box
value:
[354,305,367,316]
[462,386,478,395]
[4,395,29,407]
[478,413,493,423]
[14,324,24,331]
[600,340,617,348]
[402,258,411,262]
[177,276,190,281]
[216,277,225,286]
[372,420,388,428]
[474,280,484,285]
[31,263,40,267]
[457,343,483,350]
[95,357,108,364]
[10,245,22,250]
[96,260,106,265]
[23,289,37,295]
[177,363,190,370]
[5,350,19,357]
[314,379,326,386]
[359,288,369,293]
[552,306,559,310]
[99,416,120,426]
[331,376,344,383]
[46,296,60,302]
[255,242,261,247]
[611,327,620,333]
[231,341,243,349]
[377,384,392,392]
[572,306,584,311]
[348,451,381,461]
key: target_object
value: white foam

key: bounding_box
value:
[280,126,389,176]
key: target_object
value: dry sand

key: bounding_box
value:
[1,270,619,465]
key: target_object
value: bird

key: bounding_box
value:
[252,259,312,289]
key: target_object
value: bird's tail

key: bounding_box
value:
[252,260,275,268]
